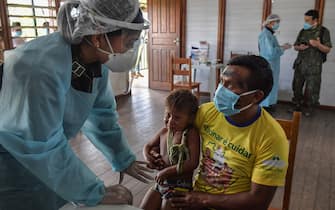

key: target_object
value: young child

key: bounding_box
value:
[140,89,200,210]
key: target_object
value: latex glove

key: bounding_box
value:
[100,184,133,205]
[282,43,292,50]
[119,161,154,184]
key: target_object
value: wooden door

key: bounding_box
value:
[148,0,183,90]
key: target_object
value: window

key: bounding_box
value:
[0,0,60,53]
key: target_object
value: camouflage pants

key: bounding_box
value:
[292,65,322,107]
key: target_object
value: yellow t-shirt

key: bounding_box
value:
[194,102,289,194]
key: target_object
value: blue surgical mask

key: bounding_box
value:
[214,83,258,116]
[303,22,313,30]
[272,23,280,31]
[14,31,22,37]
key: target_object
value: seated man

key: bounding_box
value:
[170,55,289,210]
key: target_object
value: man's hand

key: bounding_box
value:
[169,191,207,209]
[298,44,310,51]
[309,38,321,48]
[100,185,133,205]
[121,161,154,184]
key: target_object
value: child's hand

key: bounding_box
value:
[155,168,169,185]
[144,148,165,170]
[150,150,167,169]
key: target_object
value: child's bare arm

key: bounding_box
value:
[155,128,200,182]
[143,127,167,169]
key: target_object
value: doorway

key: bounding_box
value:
[132,0,149,89]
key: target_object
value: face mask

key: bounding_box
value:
[214,83,258,116]
[303,22,313,30]
[97,34,139,72]
[13,31,22,37]
[272,23,280,31]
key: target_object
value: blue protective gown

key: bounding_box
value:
[0,33,135,209]
[258,27,284,107]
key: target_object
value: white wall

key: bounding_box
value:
[186,0,218,60]
[186,0,219,92]
[224,0,263,62]
[271,0,315,102]
[320,0,335,106]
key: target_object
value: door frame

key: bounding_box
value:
[180,0,187,58]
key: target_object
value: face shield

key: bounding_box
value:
[57,0,150,72]
[57,0,150,44]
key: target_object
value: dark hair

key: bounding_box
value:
[165,89,199,116]
[107,10,144,37]
[12,22,22,32]
[227,55,273,102]
[305,9,319,20]
[12,22,21,27]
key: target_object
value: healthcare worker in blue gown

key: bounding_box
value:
[258,14,292,112]
[0,0,153,209]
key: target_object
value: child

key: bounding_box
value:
[140,89,200,210]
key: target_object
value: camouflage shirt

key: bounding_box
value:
[294,25,332,68]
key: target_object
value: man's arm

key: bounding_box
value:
[309,27,332,54]
[309,38,331,54]
[170,182,276,210]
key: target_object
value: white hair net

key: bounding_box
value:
[263,14,281,26]
[57,0,150,44]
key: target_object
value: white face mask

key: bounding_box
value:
[97,34,139,72]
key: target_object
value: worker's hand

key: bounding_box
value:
[120,161,154,184]
[100,185,133,205]
[282,43,292,50]
[309,37,321,48]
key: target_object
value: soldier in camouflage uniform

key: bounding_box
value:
[292,10,332,116]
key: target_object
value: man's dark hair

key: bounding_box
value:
[227,55,273,102]
[305,9,319,20]
[166,89,199,116]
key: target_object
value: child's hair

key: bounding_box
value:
[165,89,199,117]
